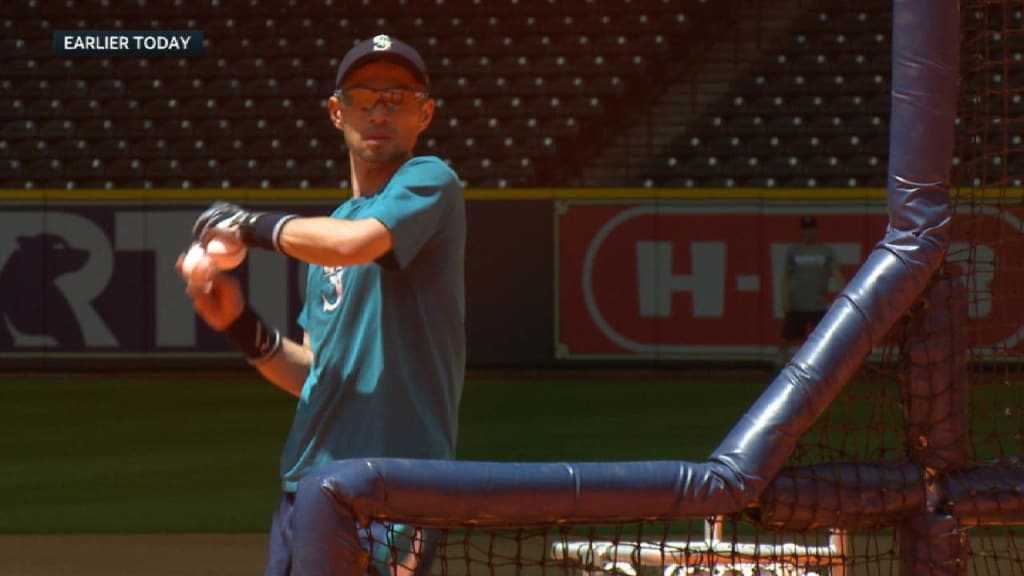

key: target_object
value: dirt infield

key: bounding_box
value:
[0,534,267,576]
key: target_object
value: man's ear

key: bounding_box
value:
[327,95,345,130]
[418,98,435,132]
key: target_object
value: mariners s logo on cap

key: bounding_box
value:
[335,34,430,90]
[372,34,393,51]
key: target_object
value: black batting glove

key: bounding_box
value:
[192,201,255,242]
[192,201,297,253]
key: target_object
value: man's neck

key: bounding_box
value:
[349,155,410,198]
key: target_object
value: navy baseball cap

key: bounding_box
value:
[334,34,430,90]
[800,215,818,229]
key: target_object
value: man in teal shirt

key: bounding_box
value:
[180,35,464,575]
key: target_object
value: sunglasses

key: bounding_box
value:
[334,87,428,113]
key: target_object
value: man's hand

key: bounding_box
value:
[192,201,260,245]
[176,251,245,331]
[193,201,296,253]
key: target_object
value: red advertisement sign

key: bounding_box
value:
[556,200,1024,361]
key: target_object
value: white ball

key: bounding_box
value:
[205,236,247,270]
[181,243,209,278]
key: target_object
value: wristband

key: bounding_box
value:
[224,306,282,363]
[241,213,298,253]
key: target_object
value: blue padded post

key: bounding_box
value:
[901,272,970,471]
[898,512,968,576]
[881,0,966,574]
[751,461,925,532]
[942,459,1024,526]
[707,0,958,522]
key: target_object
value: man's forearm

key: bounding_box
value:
[277,217,392,267]
[192,202,393,268]
[254,337,312,398]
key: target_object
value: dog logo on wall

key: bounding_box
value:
[0,234,89,348]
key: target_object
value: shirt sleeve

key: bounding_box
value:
[360,157,461,269]
[297,263,311,331]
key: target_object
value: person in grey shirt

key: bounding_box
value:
[776,215,846,368]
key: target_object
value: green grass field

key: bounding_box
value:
[0,372,768,533]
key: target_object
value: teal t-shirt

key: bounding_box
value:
[282,156,466,492]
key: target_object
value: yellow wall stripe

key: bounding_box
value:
[0,188,1018,202]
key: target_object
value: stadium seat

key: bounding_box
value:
[17,79,53,99]
[509,75,548,96]
[468,76,510,96]
[9,58,41,79]
[746,176,783,188]
[105,157,145,180]
[845,154,886,177]
[803,155,845,178]
[781,175,822,188]
[25,98,62,119]
[455,55,497,76]
[260,157,301,179]
[767,115,810,136]
[113,119,156,139]
[697,135,747,157]
[89,138,129,159]
[701,176,739,188]
[181,157,221,180]
[62,98,105,119]
[241,136,287,158]
[38,119,74,140]
[682,155,724,177]
[747,135,789,158]
[740,94,789,116]
[281,77,321,97]
[180,97,223,118]
[721,155,763,178]
[804,115,847,136]
[724,115,769,136]
[564,96,605,117]
[832,52,888,75]
[783,135,825,157]
[202,77,242,98]
[520,135,559,157]
[132,138,171,159]
[62,157,109,181]
[2,119,36,139]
